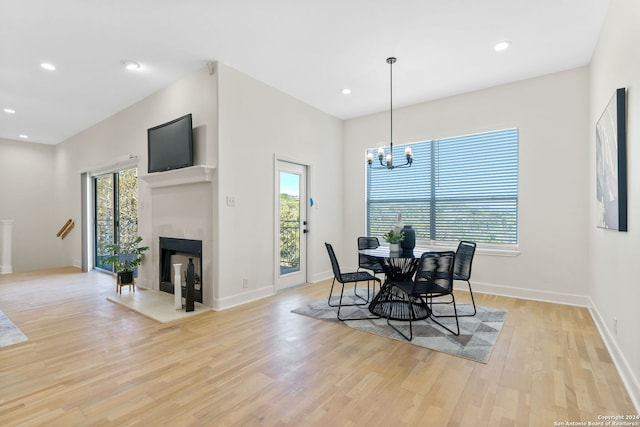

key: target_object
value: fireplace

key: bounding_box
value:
[159,237,203,304]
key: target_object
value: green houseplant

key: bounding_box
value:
[382,229,405,244]
[101,236,149,284]
[383,229,405,252]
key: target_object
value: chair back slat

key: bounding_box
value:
[357,237,380,250]
[415,251,455,293]
[453,241,476,281]
[325,243,343,281]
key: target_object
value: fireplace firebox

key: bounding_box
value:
[159,237,203,305]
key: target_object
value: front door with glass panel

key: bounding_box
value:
[94,168,139,272]
[276,161,307,290]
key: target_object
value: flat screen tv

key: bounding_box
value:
[147,113,193,173]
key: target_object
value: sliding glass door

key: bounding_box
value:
[94,168,138,272]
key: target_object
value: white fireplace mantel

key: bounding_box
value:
[140,165,216,189]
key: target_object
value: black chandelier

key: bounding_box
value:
[367,57,413,169]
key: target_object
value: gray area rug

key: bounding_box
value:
[292,296,506,363]
[0,310,28,348]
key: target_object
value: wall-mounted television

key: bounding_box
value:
[147,113,194,173]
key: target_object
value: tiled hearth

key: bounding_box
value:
[107,288,211,323]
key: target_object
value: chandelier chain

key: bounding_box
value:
[367,57,413,170]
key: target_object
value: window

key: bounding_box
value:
[367,128,518,247]
[94,168,139,271]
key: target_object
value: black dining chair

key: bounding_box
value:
[432,241,477,317]
[424,241,477,317]
[386,251,458,339]
[357,236,385,279]
[454,241,477,316]
[325,243,381,321]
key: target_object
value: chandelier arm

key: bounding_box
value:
[369,156,412,170]
[394,159,413,168]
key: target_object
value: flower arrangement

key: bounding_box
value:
[382,229,405,244]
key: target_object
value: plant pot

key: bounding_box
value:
[117,271,134,285]
[389,243,401,252]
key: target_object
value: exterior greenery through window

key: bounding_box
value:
[280,192,300,272]
[95,168,139,271]
[367,128,519,247]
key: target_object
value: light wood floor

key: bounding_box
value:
[0,267,635,426]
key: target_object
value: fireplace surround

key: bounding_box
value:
[159,237,203,304]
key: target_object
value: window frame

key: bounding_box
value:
[366,128,519,251]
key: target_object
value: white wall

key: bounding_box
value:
[215,63,343,308]
[343,68,591,304]
[589,0,640,409]
[0,138,62,272]
[54,67,218,293]
[34,61,343,311]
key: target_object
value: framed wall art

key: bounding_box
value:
[596,87,627,231]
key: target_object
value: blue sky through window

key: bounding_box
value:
[280,172,299,196]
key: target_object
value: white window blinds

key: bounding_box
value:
[367,128,519,246]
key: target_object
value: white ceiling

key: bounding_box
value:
[0,0,610,145]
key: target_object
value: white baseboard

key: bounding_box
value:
[328,270,591,306]
[467,281,592,307]
[211,271,334,311]
[311,270,333,284]
[213,285,274,311]
[213,272,334,310]
[588,299,640,412]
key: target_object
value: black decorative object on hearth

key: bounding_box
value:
[186,258,195,312]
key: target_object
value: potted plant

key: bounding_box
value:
[383,229,405,252]
[101,236,149,285]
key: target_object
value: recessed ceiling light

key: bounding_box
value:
[494,41,512,52]
[342,88,351,95]
[19,134,28,139]
[121,60,141,70]
[3,108,16,114]
[40,62,56,71]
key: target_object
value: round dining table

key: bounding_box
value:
[359,247,431,321]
